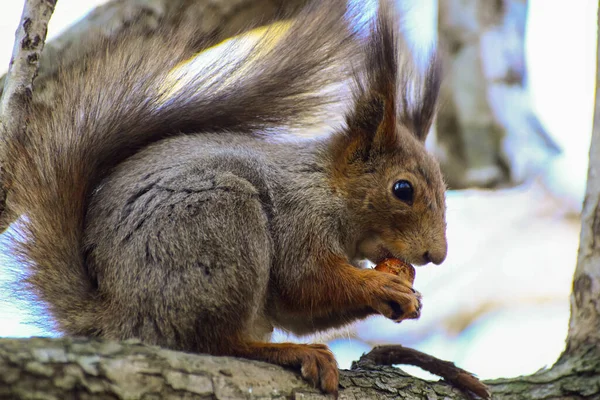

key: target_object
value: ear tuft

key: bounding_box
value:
[340,0,399,161]
[401,54,441,142]
[331,0,442,167]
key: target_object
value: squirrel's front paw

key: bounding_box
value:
[367,272,422,322]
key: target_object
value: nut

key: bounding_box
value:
[374,258,416,285]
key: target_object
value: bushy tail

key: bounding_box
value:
[4,0,362,334]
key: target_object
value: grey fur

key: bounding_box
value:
[85,135,345,345]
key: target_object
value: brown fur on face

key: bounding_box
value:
[328,121,447,266]
[326,0,447,267]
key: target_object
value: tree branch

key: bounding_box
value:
[0,337,599,399]
[0,0,55,124]
[0,0,56,232]
[357,345,490,399]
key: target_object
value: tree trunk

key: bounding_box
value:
[436,0,559,188]
[560,1,600,359]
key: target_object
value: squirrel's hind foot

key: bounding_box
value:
[231,341,339,396]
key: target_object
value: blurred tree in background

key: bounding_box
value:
[437,0,559,188]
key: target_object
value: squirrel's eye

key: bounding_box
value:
[392,180,413,205]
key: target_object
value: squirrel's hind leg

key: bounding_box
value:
[85,170,273,355]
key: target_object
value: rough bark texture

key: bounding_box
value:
[436,0,559,188]
[0,0,55,125]
[1,337,599,399]
[0,0,56,232]
[357,345,490,398]
[562,2,600,357]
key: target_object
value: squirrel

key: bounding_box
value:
[4,0,447,395]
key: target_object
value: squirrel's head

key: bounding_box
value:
[327,3,446,266]
[328,93,447,266]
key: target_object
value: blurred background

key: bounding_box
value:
[0,0,596,381]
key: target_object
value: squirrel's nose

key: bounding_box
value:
[423,252,432,264]
[424,245,447,265]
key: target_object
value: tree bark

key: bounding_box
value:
[0,0,56,231]
[561,1,600,358]
[436,0,559,189]
[1,337,600,400]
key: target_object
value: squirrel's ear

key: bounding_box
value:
[341,93,397,162]
[334,0,399,164]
